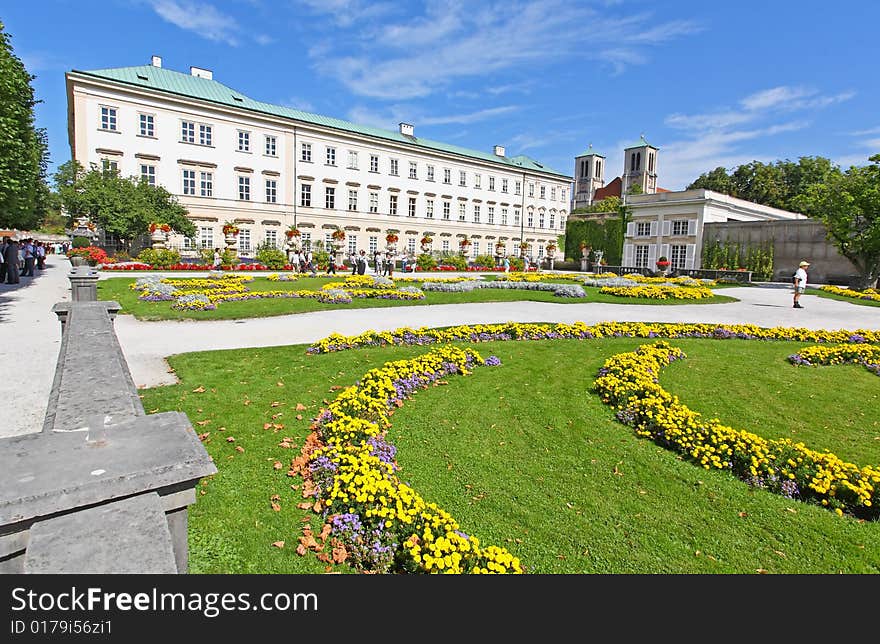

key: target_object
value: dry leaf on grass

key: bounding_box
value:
[296,403,307,411]
[235,446,244,453]
[272,541,284,549]
[196,420,211,426]
[192,386,206,393]
[226,436,235,442]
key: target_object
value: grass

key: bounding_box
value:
[98,275,738,321]
[808,287,880,308]
[140,336,880,574]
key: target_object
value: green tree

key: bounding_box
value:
[54,160,194,249]
[688,166,733,195]
[793,154,880,289]
[0,20,50,230]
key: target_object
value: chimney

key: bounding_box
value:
[151,55,162,68]
[493,145,506,157]
[399,122,414,137]
[190,66,213,80]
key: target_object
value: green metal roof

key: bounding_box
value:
[624,135,658,150]
[73,65,571,179]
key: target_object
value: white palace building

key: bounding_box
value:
[66,57,570,260]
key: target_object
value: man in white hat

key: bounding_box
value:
[793,260,810,308]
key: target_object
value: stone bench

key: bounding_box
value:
[24,492,178,574]
[0,269,216,574]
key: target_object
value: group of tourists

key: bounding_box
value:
[1,238,48,284]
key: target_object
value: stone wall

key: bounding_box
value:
[703,219,859,285]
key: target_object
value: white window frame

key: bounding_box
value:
[326,146,336,166]
[238,130,250,152]
[408,197,416,217]
[301,142,312,162]
[369,191,378,213]
[199,123,212,146]
[389,194,398,216]
[348,150,359,170]
[426,199,434,218]
[410,162,418,179]
[266,178,277,203]
[138,113,154,137]
[459,170,467,187]
[390,158,399,176]
[348,189,358,211]
[325,186,335,209]
[238,175,250,201]
[100,105,118,131]
[182,169,196,195]
[427,165,435,181]
[370,154,379,172]
[200,171,213,197]
[301,184,312,207]
[180,120,195,144]
[140,164,156,186]
[265,135,277,157]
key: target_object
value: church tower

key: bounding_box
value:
[572,144,605,209]
[623,135,658,195]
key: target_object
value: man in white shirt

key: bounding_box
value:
[793,260,809,308]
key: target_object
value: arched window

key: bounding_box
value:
[596,160,601,178]
[636,152,641,171]
[649,153,654,172]
[630,153,636,172]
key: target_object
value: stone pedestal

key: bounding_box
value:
[69,266,100,301]
[151,230,167,249]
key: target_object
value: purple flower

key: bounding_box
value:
[485,355,502,366]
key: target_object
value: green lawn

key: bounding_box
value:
[141,336,880,574]
[808,287,880,308]
[99,276,737,321]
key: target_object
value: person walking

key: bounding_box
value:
[792,260,810,309]
[212,247,222,269]
[385,252,394,278]
[503,256,510,273]
[35,242,46,270]
[20,239,35,277]
[357,250,368,275]
[349,251,357,275]
[326,252,337,275]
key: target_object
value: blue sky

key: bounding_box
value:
[4,0,879,190]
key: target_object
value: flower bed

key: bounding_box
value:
[820,285,880,302]
[788,344,880,376]
[421,280,585,297]
[306,321,880,354]
[289,345,520,573]
[594,341,880,519]
[599,285,715,300]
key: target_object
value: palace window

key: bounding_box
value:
[100,106,118,131]
[138,113,154,137]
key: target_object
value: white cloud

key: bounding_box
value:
[660,122,809,190]
[308,1,701,99]
[254,34,275,46]
[850,126,880,136]
[740,86,854,112]
[295,0,395,27]
[149,1,240,46]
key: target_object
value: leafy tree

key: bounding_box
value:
[793,154,880,289]
[687,156,843,212]
[688,166,733,195]
[54,160,194,249]
[0,20,50,229]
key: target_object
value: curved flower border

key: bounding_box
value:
[307,321,880,355]
[289,345,521,574]
[594,341,880,519]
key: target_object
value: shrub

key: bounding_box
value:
[474,254,497,268]
[72,236,90,248]
[416,253,437,271]
[508,257,524,271]
[440,253,468,270]
[221,249,238,266]
[255,243,287,270]
[199,248,214,265]
[112,251,131,263]
[137,248,181,268]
